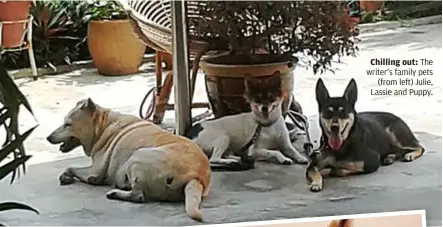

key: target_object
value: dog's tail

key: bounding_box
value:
[184,179,204,222]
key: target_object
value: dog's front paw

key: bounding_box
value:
[294,155,309,165]
[106,189,119,200]
[59,172,75,186]
[402,152,417,162]
[309,182,323,192]
[382,154,396,165]
[281,157,293,165]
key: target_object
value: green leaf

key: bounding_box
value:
[0,155,32,183]
[0,202,39,214]
[48,5,67,29]
[0,64,35,117]
[0,126,37,165]
[0,109,9,125]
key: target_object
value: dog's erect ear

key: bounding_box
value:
[269,71,283,97]
[244,73,254,90]
[269,71,282,87]
[343,78,358,107]
[243,74,254,101]
[81,98,96,112]
[315,78,330,106]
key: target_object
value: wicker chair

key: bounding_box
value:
[116,0,212,124]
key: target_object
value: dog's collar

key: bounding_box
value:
[240,119,277,150]
[236,120,267,157]
[235,119,278,164]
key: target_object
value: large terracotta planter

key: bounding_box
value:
[87,19,146,76]
[341,7,361,35]
[0,1,30,48]
[200,54,296,118]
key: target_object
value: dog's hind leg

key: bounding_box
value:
[205,134,239,165]
[106,176,146,203]
[106,159,148,203]
[385,123,425,162]
[403,147,425,162]
[331,149,380,177]
[330,161,366,177]
[195,130,234,164]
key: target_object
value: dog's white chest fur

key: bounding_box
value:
[253,122,284,150]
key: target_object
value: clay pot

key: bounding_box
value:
[360,1,384,13]
[341,7,361,34]
[87,19,146,76]
[200,54,296,118]
[0,1,30,48]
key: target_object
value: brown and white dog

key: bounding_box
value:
[46,98,211,221]
[192,72,308,167]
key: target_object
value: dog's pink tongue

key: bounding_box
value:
[328,137,343,150]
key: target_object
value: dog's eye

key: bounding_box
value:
[322,110,333,118]
[64,123,72,127]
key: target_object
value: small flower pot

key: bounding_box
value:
[360,1,384,13]
[0,1,30,48]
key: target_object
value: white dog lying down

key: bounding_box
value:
[193,72,308,167]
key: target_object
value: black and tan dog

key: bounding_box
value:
[306,78,425,192]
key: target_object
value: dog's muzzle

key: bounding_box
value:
[46,135,56,144]
[47,135,81,153]
[327,123,348,151]
[260,106,269,118]
[260,105,277,119]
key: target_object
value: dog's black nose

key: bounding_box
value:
[261,106,268,112]
[46,135,54,143]
[330,125,340,133]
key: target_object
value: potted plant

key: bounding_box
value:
[0,0,31,48]
[189,1,358,118]
[84,0,146,76]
